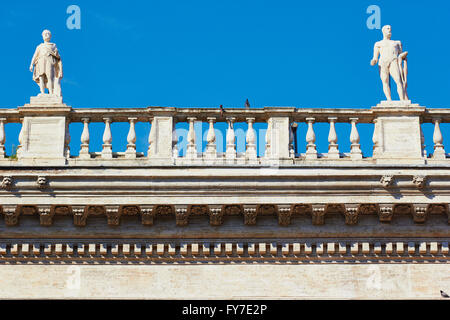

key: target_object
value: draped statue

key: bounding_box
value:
[29,30,63,97]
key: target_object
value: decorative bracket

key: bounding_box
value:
[344,204,359,225]
[175,205,189,226]
[380,175,394,188]
[413,175,427,189]
[378,204,394,223]
[105,205,121,226]
[38,205,54,226]
[140,205,154,225]
[209,205,223,226]
[1,176,13,190]
[311,204,326,225]
[72,205,87,227]
[277,205,292,226]
[412,204,428,223]
[243,205,257,225]
[3,205,19,226]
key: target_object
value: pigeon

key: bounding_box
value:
[245,99,250,109]
[441,290,449,298]
[219,104,224,117]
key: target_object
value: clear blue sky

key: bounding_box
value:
[1,0,449,156]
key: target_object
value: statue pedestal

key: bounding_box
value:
[148,116,174,165]
[17,96,71,166]
[29,94,63,106]
[372,101,426,164]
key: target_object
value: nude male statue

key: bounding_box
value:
[370,25,409,101]
[29,30,63,96]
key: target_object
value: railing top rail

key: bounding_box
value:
[1,105,450,123]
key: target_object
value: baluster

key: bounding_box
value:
[186,117,197,159]
[102,117,113,159]
[420,124,427,158]
[125,117,137,159]
[327,117,339,159]
[432,118,446,159]
[172,121,179,159]
[65,120,71,159]
[148,117,155,157]
[16,118,24,158]
[79,118,90,159]
[205,117,216,159]
[349,118,362,159]
[289,122,295,158]
[225,117,236,161]
[372,119,380,157]
[305,117,317,159]
[246,117,257,161]
[265,118,272,159]
[0,118,6,158]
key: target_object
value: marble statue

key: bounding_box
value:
[370,25,409,101]
[29,30,63,97]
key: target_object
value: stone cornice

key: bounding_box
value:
[0,203,448,227]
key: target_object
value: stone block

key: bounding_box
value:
[258,243,266,255]
[157,244,165,255]
[191,243,199,255]
[202,243,210,256]
[168,244,176,256]
[293,243,301,255]
[316,243,324,255]
[327,243,335,255]
[248,243,255,255]
[225,243,233,255]
[236,243,244,255]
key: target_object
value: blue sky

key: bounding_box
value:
[1,0,449,156]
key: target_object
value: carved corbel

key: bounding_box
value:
[175,205,189,226]
[38,205,54,226]
[1,176,13,190]
[36,176,48,190]
[413,175,427,189]
[378,204,394,223]
[243,205,257,225]
[412,204,429,224]
[344,204,359,225]
[72,205,87,227]
[105,205,121,226]
[311,204,326,225]
[209,205,223,226]
[140,205,154,225]
[3,205,19,226]
[380,175,394,188]
[277,205,292,226]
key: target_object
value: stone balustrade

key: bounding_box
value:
[0,101,449,166]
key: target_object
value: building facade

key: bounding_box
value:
[0,97,448,299]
